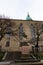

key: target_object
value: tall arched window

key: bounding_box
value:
[19,23,23,40]
[30,24,36,38]
[5,26,12,47]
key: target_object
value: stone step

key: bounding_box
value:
[21,54,35,60]
[21,56,33,60]
[5,52,16,60]
[15,59,40,63]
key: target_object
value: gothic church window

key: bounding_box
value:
[19,23,23,40]
[30,24,36,38]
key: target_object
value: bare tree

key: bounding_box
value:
[29,22,43,52]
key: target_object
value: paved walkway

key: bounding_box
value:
[0,61,13,65]
[0,60,43,65]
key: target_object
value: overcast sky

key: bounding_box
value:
[0,0,43,20]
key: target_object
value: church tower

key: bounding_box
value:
[26,13,32,20]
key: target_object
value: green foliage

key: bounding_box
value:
[33,52,43,60]
[0,51,5,61]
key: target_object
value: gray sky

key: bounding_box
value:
[0,0,43,20]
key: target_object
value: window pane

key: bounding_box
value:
[6,41,10,47]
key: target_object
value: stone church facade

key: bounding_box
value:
[0,18,43,53]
